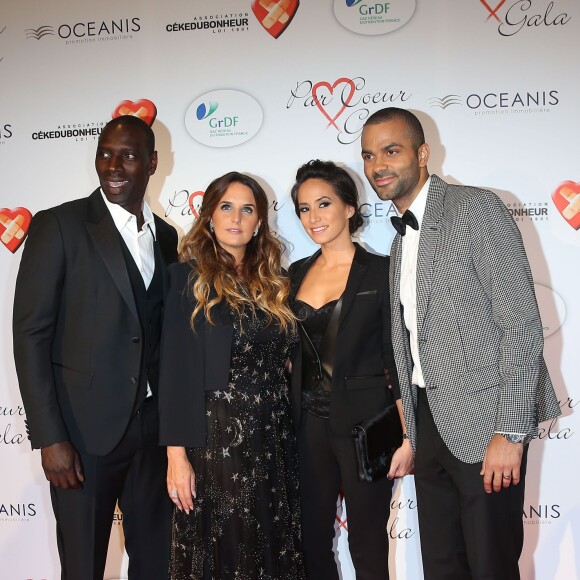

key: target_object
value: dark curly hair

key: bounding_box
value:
[290,159,364,235]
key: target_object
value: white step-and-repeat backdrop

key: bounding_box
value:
[1,1,578,578]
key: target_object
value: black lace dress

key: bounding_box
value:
[169,308,305,580]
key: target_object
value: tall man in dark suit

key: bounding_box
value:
[13,115,178,579]
[360,107,561,579]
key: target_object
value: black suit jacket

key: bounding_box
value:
[157,261,236,448]
[289,243,399,436]
[12,188,178,456]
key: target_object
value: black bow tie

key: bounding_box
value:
[391,210,419,236]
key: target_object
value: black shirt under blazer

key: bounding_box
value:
[158,261,235,448]
[289,243,400,436]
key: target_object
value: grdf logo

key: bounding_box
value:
[196,102,219,121]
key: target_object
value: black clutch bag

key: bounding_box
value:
[351,402,403,483]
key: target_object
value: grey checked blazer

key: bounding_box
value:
[390,175,561,463]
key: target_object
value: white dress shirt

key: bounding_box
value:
[101,191,156,288]
[101,191,156,397]
[399,176,430,389]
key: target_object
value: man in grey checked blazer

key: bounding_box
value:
[361,107,560,580]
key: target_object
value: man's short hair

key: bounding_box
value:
[101,115,155,155]
[364,107,425,151]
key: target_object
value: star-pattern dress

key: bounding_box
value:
[169,308,305,580]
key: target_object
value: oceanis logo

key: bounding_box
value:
[287,76,411,145]
[522,503,560,524]
[25,17,141,45]
[429,95,463,109]
[0,122,13,144]
[479,0,571,37]
[430,90,559,117]
[25,25,55,40]
[0,502,37,522]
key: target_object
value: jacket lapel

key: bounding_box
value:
[390,234,402,307]
[338,243,368,326]
[85,189,139,321]
[154,215,178,266]
[290,249,321,300]
[416,175,446,335]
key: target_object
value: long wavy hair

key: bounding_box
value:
[180,172,295,331]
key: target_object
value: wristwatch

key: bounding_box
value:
[502,433,525,444]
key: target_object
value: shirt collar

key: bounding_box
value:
[100,189,156,236]
[403,175,431,229]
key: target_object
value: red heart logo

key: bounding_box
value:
[0,207,33,253]
[188,191,205,219]
[252,0,299,38]
[312,78,356,130]
[112,99,157,126]
[552,181,580,230]
[480,0,506,22]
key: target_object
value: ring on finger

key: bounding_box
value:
[502,474,512,480]
[170,490,178,498]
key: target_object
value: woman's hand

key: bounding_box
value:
[167,446,196,514]
[388,439,414,479]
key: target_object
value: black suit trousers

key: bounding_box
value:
[414,388,527,580]
[297,411,393,580]
[50,398,172,580]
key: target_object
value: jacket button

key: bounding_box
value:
[129,377,137,384]
[132,337,140,343]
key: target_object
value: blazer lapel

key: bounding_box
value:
[390,234,403,307]
[85,189,139,321]
[416,175,446,335]
[290,249,321,300]
[154,215,178,265]
[338,243,368,326]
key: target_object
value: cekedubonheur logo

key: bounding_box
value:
[185,90,263,148]
[334,0,416,35]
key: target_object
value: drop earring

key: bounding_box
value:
[209,220,214,233]
[253,227,259,237]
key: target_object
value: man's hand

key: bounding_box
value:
[41,441,84,489]
[480,434,523,494]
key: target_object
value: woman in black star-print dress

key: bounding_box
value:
[158,172,305,580]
